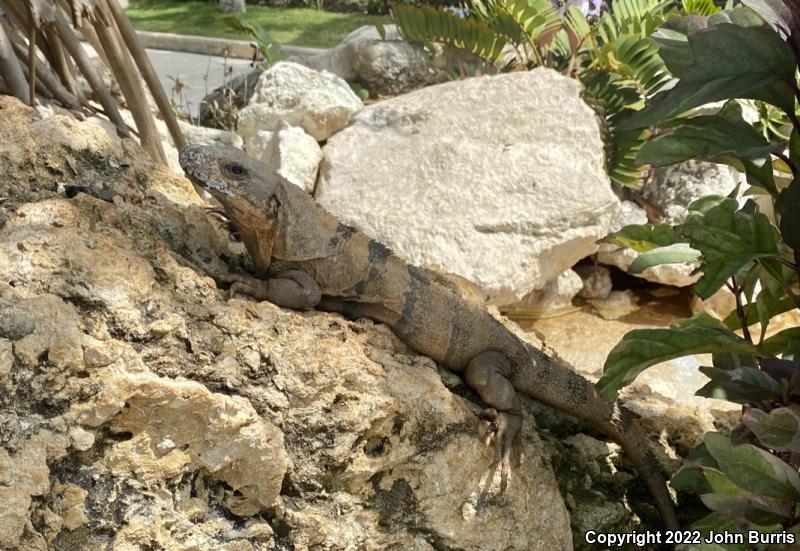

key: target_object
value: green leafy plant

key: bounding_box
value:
[222,15,287,66]
[599,0,800,541]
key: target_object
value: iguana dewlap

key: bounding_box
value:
[179,144,679,529]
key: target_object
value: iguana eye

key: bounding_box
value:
[226,163,246,177]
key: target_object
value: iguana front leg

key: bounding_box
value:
[465,350,523,493]
[218,269,321,310]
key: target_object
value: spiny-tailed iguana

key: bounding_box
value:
[179,144,679,529]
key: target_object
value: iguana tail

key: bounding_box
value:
[509,352,680,530]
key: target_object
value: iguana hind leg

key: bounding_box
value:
[218,270,321,310]
[465,350,523,493]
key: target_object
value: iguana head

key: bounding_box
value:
[179,144,279,206]
[180,143,342,265]
[180,144,284,272]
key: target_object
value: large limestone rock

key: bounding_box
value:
[237,62,363,142]
[244,123,323,192]
[0,95,582,551]
[306,25,433,97]
[317,68,620,303]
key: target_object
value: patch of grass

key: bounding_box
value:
[126,0,389,49]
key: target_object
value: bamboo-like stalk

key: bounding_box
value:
[51,6,129,136]
[105,0,186,151]
[0,19,30,103]
[2,19,81,109]
[54,0,111,68]
[0,0,33,31]
[44,26,82,100]
[27,25,37,106]
[92,1,166,163]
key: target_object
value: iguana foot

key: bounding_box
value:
[480,407,522,493]
[218,273,272,301]
[465,351,524,494]
[217,270,322,310]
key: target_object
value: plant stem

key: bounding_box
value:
[730,276,753,345]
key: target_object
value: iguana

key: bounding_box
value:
[179,144,680,529]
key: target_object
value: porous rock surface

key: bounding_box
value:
[305,25,433,97]
[244,123,323,193]
[237,62,363,142]
[316,68,621,304]
[0,95,584,550]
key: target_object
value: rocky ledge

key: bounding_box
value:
[0,95,735,550]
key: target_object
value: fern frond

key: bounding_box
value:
[393,4,508,62]
[499,0,562,44]
[682,0,720,16]
[595,0,672,43]
[582,70,653,187]
[595,35,672,98]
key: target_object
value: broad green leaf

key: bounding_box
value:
[651,16,708,76]
[712,352,758,370]
[723,292,795,333]
[621,23,795,129]
[741,157,778,196]
[629,243,702,273]
[742,0,794,38]
[696,366,781,404]
[704,468,747,494]
[687,512,753,551]
[637,114,774,167]
[700,492,792,524]
[672,442,719,493]
[704,432,800,500]
[776,179,800,248]
[601,223,683,252]
[599,313,761,399]
[673,442,719,493]
[683,197,781,298]
[743,407,800,452]
[761,328,800,355]
[708,5,775,27]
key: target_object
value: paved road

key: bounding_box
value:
[145,48,255,120]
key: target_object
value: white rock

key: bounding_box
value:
[597,246,700,287]
[587,289,639,320]
[305,25,432,97]
[514,269,583,312]
[575,265,612,300]
[644,160,743,225]
[180,120,243,150]
[317,68,620,303]
[597,200,698,287]
[244,124,323,193]
[690,286,739,320]
[237,62,363,142]
[608,200,649,231]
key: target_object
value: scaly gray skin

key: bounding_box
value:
[179,144,679,529]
